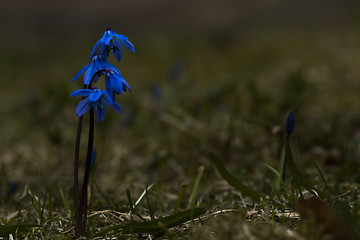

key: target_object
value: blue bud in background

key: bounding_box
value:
[6,180,18,201]
[286,112,295,135]
[168,60,185,83]
[150,85,162,101]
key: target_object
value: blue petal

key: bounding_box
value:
[109,101,122,113]
[100,45,110,59]
[100,31,113,45]
[89,40,101,60]
[95,56,109,70]
[101,90,113,103]
[105,77,113,97]
[114,33,128,41]
[104,98,122,113]
[72,64,89,81]
[92,72,103,84]
[70,89,92,97]
[84,61,97,85]
[89,90,103,102]
[76,98,91,116]
[122,78,131,92]
[94,105,106,122]
[112,38,123,61]
[110,73,123,94]
[122,39,135,53]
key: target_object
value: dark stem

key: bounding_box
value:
[281,134,290,182]
[74,84,86,221]
[74,116,83,217]
[75,110,94,238]
[74,82,94,238]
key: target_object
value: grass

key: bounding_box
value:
[0,28,360,239]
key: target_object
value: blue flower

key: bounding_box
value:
[104,68,131,99]
[90,28,135,62]
[70,88,122,122]
[72,55,117,85]
[286,112,295,134]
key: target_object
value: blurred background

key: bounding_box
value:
[1,0,360,209]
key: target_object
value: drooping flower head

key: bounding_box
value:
[103,68,131,100]
[90,28,135,62]
[70,88,122,122]
[72,55,118,85]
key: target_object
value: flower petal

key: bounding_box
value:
[84,61,97,85]
[109,101,122,113]
[100,45,110,59]
[94,104,106,122]
[104,98,122,113]
[72,64,89,81]
[122,39,135,53]
[122,78,131,92]
[101,90,113,103]
[70,89,93,97]
[111,73,123,94]
[76,98,91,116]
[105,77,113,97]
[89,90,103,102]
[89,40,101,60]
[112,38,123,61]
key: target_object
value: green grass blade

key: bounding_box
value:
[189,166,204,222]
[275,147,285,190]
[0,224,39,237]
[127,189,146,221]
[27,185,41,218]
[188,166,204,208]
[263,164,281,179]
[94,207,206,236]
[175,184,188,211]
[209,152,261,201]
[145,184,155,220]
[48,186,53,222]
[58,185,70,212]
[132,184,154,210]
[94,179,115,209]
[126,189,135,213]
[285,143,325,198]
[40,192,46,225]
[314,163,330,194]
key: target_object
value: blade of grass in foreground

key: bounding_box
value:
[285,143,326,198]
[94,207,206,236]
[209,152,261,201]
[0,224,39,237]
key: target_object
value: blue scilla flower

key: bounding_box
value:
[286,112,295,134]
[104,68,131,99]
[90,28,135,62]
[70,88,122,122]
[72,54,117,85]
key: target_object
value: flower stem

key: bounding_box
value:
[74,84,86,221]
[75,109,94,237]
[74,83,94,238]
[281,134,290,182]
[74,115,83,217]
